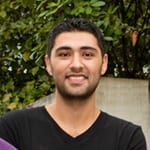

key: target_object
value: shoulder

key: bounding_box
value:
[100,111,143,137]
[101,112,147,149]
[0,106,47,147]
[101,111,140,130]
[0,106,46,126]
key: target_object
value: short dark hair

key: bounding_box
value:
[47,18,105,57]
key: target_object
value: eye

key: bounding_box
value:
[82,51,94,58]
[57,51,71,58]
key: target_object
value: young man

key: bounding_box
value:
[0,18,147,150]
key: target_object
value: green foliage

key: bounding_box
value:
[0,0,149,115]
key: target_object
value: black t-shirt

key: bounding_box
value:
[0,106,147,150]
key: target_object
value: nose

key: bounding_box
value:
[69,53,83,72]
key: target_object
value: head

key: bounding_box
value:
[45,18,108,101]
[47,18,105,58]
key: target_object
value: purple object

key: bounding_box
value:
[0,138,17,150]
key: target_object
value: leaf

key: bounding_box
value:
[31,66,39,76]
[46,8,59,16]
[0,56,15,62]
[47,2,58,8]
[91,1,105,7]
[2,93,12,102]
[46,0,69,16]
[0,11,7,18]
[5,79,15,91]
[8,102,17,110]
[1,66,8,72]
[38,11,48,18]
[23,51,30,62]
[103,17,109,28]
[86,7,92,14]
[112,6,119,14]
[90,0,98,3]
[36,0,47,11]
[21,0,35,8]
[104,36,113,41]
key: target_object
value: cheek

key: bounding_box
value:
[51,60,70,75]
[86,61,102,73]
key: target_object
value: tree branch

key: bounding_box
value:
[141,0,150,29]
[125,0,134,14]
[119,0,125,21]
[119,0,129,76]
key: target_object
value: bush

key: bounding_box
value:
[0,0,149,115]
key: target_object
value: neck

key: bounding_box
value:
[45,91,100,137]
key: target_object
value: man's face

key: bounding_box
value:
[45,31,108,101]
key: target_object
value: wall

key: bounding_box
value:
[96,77,150,149]
[29,77,150,149]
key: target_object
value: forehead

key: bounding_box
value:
[53,31,99,48]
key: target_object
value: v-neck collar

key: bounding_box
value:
[41,106,105,144]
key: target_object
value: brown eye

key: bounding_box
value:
[82,52,94,59]
[84,53,92,57]
[57,51,71,59]
[59,53,70,57]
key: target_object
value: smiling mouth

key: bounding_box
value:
[65,74,88,84]
[69,76,85,81]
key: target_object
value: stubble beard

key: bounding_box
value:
[55,74,101,102]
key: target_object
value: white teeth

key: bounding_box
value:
[69,76,84,80]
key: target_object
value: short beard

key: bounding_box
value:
[55,78,100,102]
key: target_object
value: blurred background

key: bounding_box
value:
[0,0,149,114]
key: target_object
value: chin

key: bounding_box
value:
[60,89,94,101]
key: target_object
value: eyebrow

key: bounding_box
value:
[55,46,71,52]
[55,46,97,52]
[80,46,97,51]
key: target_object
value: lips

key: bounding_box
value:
[65,73,88,84]
[69,76,85,80]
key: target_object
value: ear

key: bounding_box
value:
[44,55,53,76]
[100,53,108,75]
